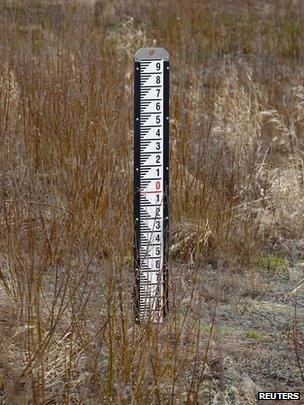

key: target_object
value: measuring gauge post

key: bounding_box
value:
[134,48,169,323]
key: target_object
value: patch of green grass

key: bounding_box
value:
[200,323,213,333]
[259,253,287,272]
[245,329,263,340]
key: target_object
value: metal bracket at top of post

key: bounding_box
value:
[134,47,169,62]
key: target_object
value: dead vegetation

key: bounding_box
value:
[0,0,303,403]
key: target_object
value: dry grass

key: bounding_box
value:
[0,0,303,402]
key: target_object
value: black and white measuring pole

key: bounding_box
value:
[134,48,169,323]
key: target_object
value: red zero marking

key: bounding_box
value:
[156,181,161,190]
